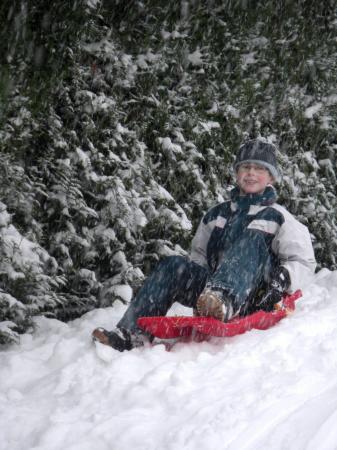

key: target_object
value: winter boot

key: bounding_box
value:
[92,327,137,352]
[196,289,233,321]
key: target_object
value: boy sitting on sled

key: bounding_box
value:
[92,138,316,351]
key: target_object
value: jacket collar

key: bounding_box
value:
[230,185,277,210]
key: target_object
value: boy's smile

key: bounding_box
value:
[236,163,274,194]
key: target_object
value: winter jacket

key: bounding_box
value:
[190,186,316,293]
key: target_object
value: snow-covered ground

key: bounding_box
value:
[1,268,337,450]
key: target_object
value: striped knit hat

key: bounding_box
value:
[234,139,280,181]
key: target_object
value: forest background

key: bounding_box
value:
[0,0,336,344]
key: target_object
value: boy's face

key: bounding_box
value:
[236,163,274,194]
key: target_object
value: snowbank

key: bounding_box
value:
[1,270,337,450]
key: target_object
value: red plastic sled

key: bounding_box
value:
[137,290,302,340]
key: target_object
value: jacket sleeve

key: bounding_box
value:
[189,217,213,269]
[272,206,316,292]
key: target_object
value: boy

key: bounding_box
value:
[92,138,316,351]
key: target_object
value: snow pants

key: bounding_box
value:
[118,255,208,334]
[118,230,273,334]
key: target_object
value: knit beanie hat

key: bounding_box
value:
[234,138,280,181]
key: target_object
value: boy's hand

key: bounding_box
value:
[258,266,290,310]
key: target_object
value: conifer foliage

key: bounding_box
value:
[0,0,336,343]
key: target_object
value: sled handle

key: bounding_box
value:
[281,289,302,312]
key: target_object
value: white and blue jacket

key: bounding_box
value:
[190,186,316,293]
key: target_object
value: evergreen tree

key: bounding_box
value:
[0,0,336,343]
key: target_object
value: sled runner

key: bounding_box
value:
[137,290,302,341]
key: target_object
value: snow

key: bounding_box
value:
[73,147,91,167]
[188,48,203,66]
[109,284,133,303]
[0,202,11,227]
[1,269,337,450]
[250,37,269,48]
[160,30,188,40]
[192,121,221,134]
[225,104,240,118]
[85,0,101,9]
[0,218,53,282]
[304,103,323,118]
[242,52,257,67]
[158,137,184,155]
